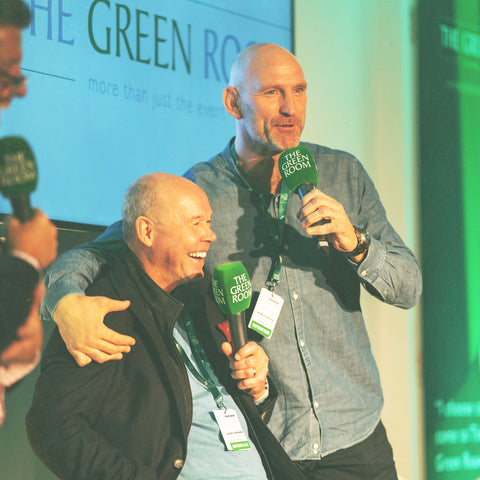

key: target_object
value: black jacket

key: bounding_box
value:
[26,255,305,480]
[0,254,39,353]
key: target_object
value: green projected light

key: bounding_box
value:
[422,1,480,478]
[456,0,480,365]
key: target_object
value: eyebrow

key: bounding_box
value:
[187,214,211,222]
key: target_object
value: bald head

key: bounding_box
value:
[121,173,204,244]
[229,43,302,89]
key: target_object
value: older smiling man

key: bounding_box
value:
[26,173,304,480]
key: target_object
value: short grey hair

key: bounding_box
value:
[121,174,167,244]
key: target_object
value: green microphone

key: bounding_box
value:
[278,145,330,254]
[212,262,252,353]
[0,136,38,222]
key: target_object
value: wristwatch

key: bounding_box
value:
[255,379,270,405]
[346,226,371,258]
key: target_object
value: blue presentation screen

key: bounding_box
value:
[0,0,292,226]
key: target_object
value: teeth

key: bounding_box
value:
[188,252,206,258]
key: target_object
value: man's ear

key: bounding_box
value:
[223,86,242,119]
[136,216,154,247]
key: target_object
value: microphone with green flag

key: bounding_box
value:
[278,145,330,254]
[212,262,252,353]
[0,136,38,222]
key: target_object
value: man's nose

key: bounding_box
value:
[205,226,217,243]
[280,92,295,116]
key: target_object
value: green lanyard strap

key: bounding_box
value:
[175,310,227,411]
[230,140,288,290]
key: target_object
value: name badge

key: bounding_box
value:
[248,287,284,339]
[213,409,251,451]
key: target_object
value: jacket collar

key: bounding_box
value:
[108,248,184,333]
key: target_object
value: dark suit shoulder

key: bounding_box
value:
[0,253,38,283]
[0,254,40,352]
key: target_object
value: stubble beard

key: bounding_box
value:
[246,120,304,156]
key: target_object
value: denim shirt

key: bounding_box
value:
[42,139,422,460]
[185,140,422,459]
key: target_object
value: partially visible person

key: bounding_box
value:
[0,0,29,115]
[1,210,57,427]
[1,0,131,370]
[0,0,57,428]
[26,173,305,480]
[1,210,57,350]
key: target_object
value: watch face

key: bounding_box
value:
[359,229,370,244]
[348,227,370,256]
[357,238,369,253]
[358,229,370,249]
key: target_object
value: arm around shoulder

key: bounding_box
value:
[40,223,134,367]
[41,220,125,322]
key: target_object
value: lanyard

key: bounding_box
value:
[175,310,227,411]
[230,141,288,290]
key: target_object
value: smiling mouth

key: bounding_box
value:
[188,251,207,259]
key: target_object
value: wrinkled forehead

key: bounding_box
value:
[0,26,22,69]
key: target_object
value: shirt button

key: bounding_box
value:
[299,340,305,347]
[173,458,184,469]
[313,443,319,449]
[313,448,319,454]
[361,270,367,277]
[292,292,298,300]
[314,401,319,409]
